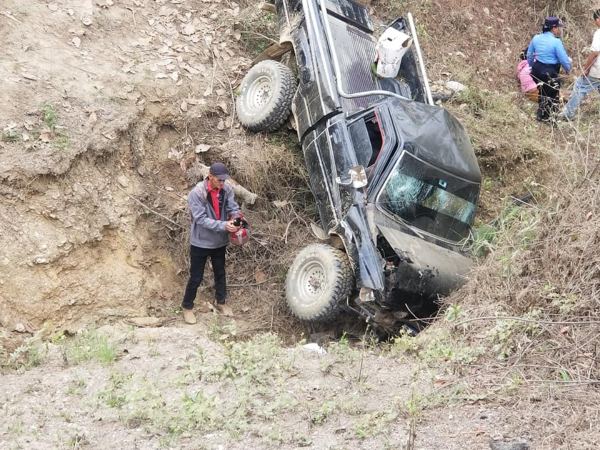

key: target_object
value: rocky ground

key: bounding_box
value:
[2,0,600,449]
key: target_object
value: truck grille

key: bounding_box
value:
[323,0,373,32]
[328,15,412,112]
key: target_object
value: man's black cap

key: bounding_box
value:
[209,162,231,180]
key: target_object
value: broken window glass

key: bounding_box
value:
[377,152,479,242]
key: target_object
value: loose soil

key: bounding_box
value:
[2,0,600,448]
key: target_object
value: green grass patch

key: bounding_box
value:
[58,328,118,366]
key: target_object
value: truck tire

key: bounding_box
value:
[285,244,354,322]
[236,60,297,132]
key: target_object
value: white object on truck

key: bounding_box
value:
[375,28,413,78]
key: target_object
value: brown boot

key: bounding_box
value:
[182,308,197,324]
[214,302,233,317]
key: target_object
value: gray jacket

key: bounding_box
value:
[188,179,241,249]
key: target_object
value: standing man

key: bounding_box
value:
[559,9,600,121]
[181,162,240,324]
[527,17,571,122]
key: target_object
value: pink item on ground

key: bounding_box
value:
[518,60,537,93]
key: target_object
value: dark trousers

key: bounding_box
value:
[531,61,561,120]
[182,245,227,309]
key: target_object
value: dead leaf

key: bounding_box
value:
[215,88,226,96]
[22,73,37,81]
[273,200,289,208]
[180,100,188,112]
[117,175,129,187]
[203,86,213,97]
[254,268,267,283]
[217,120,225,130]
[560,326,570,335]
[224,116,233,127]
[40,132,52,143]
[182,23,196,35]
[218,101,228,114]
[234,29,241,40]
[195,144,211,153]
[88,111,98,125]
[586,212,593,221]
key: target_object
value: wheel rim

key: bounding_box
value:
[298,260,326,303]
[246,75,273,111]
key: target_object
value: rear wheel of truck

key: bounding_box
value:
[236,60,297,132]
[285,244,354,322]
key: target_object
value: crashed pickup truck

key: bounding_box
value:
[236,0,481,332]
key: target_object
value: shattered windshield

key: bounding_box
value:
[376,152,479,243]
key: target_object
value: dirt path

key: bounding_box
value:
[0,322,547,450]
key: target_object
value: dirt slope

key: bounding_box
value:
[0,0,261,331]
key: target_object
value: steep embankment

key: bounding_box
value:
[0,0,309,336]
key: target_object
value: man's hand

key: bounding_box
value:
[225,221,240,233]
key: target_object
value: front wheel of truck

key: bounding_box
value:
[236,60,297,132]
[285,244,354,322]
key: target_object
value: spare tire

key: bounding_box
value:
[285,244,354,322]
[236,60,297,132]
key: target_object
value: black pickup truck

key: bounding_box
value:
[236,0,481,332]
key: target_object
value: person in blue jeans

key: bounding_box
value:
[527,17,571,121]
[559,9,600,121]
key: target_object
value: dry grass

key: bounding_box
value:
[165,132,314,341]
[443,116,600,384]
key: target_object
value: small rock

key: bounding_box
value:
[490,442,529,450]
[445,81,467,93]
[13,323,27,333]
[126,317,163,327]
[117,175,128,187]
[303,343,327,355]
[194,144,210,153]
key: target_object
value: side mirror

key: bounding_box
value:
[336,165,368,189]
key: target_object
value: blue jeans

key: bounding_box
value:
[564,75,600,119]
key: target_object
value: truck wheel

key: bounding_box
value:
[236,60,297,132]
[285,244,354,322]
